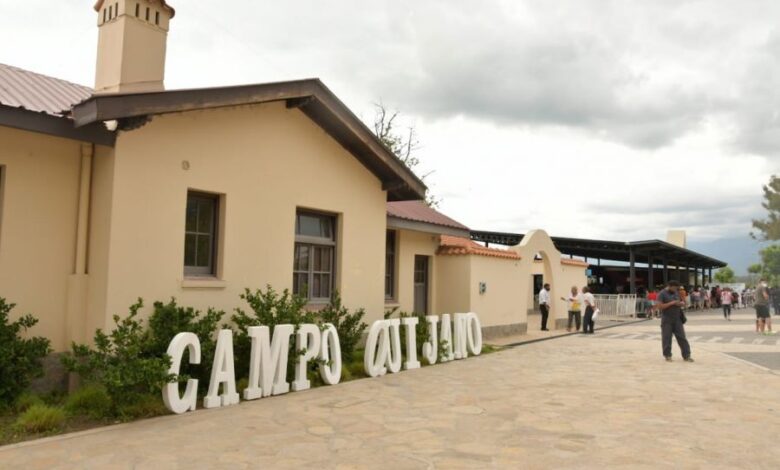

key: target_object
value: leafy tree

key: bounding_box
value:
[0,299,51,406]
[748,263,763,275]
[714,266,736,284]
[751,175,780,240]
[373,102,440,207]
[759,245,780,284]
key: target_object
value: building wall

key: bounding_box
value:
[468,255,525,335]
[387,229,440,315]
[89,101,388,337]
[434,254,471,316]
[0,126,82,350]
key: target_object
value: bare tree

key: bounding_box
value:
[373,102,440,207]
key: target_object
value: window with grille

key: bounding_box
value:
[293,211,336,301]
[385,230,396,300]
[184,192,219,277]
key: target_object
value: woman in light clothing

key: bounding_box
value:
[582,286,597,334]
[562,286,582,332]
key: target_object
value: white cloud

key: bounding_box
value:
[0,0,777,251]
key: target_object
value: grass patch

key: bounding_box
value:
[14,404,66,434]
[13,393,45,413]
[480,344,503,355]
[65,385,112,419]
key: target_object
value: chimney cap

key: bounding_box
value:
[93,0,175,18]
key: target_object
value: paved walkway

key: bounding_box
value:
[2,310,779,469]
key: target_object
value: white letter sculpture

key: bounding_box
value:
[243,324,294,400]
[453,313,469,360]
[319,324,342,385]
[386,319,403,374]
[401,316,421,370]
[439,314,455,362]
[466,312,483,355]
[292,324,322,392]
[422,315,439,365]
[364,320,389,377]
[203,329,240,409]
[163,332,201,414]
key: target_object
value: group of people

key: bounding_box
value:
[537,283,597,334]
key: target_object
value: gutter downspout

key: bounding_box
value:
[66,143,94,350]
[65,143,94,391]
[75,143,93,275]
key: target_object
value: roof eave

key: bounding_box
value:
[0,105,115,146]
[70,79,426,201]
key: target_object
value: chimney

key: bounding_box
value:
[93,0,175,94]
[666,230,687,249]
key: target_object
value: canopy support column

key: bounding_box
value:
[663,258,669,284]
[629,248,636,294]
[648,255,654,290]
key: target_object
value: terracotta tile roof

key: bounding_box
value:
[0,63,92,117]
[387,201,470,231]
[561,258,589,267]
[533,258,590,267]
[438,235,521,260]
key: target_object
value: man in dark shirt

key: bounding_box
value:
[657,280,693,362]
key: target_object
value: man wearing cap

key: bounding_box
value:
[656,280,694,362]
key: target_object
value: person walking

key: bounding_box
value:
[562,286,582,332]
[657,280,693,362]
[581,286,596,334]
[771,285,780,316]
[720,287,732,320]
[539,283,551,331]
[754,279,774,335]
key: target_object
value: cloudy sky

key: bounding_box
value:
[2,0,777,271]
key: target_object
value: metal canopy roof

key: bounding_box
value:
[470,230,727,269]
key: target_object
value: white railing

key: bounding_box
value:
[593,294,638,320]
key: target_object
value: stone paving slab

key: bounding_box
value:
[2,313,779,469]
[724,352,780,371]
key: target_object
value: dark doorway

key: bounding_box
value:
[414,255,430,314]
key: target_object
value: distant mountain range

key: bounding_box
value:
[688,236,768,275]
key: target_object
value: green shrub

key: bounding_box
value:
[232,286,314,381]
[14,393,44,413]
[61,299,175,415]
[145,298,225,394]
[15,404,66,433]
[0,298,52,406]
[317,291,367,362]
[65,385,112,419]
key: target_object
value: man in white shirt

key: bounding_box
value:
[539,283,551,331]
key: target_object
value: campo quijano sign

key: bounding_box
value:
[162,313,483,415]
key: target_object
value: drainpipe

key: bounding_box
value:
[66,143,94,390]
[75,143,93,274]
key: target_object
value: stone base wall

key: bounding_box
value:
[481,322,527,340]
[555,318,568,330]
[29,353,69,394]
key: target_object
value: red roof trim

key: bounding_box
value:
[437,236,521,260]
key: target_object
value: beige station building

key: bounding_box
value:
[0,0,589,355]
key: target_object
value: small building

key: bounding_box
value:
[0,1,588,357]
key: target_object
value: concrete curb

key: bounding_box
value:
[499,318,652,349]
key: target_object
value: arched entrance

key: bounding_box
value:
[511,230,568,332]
